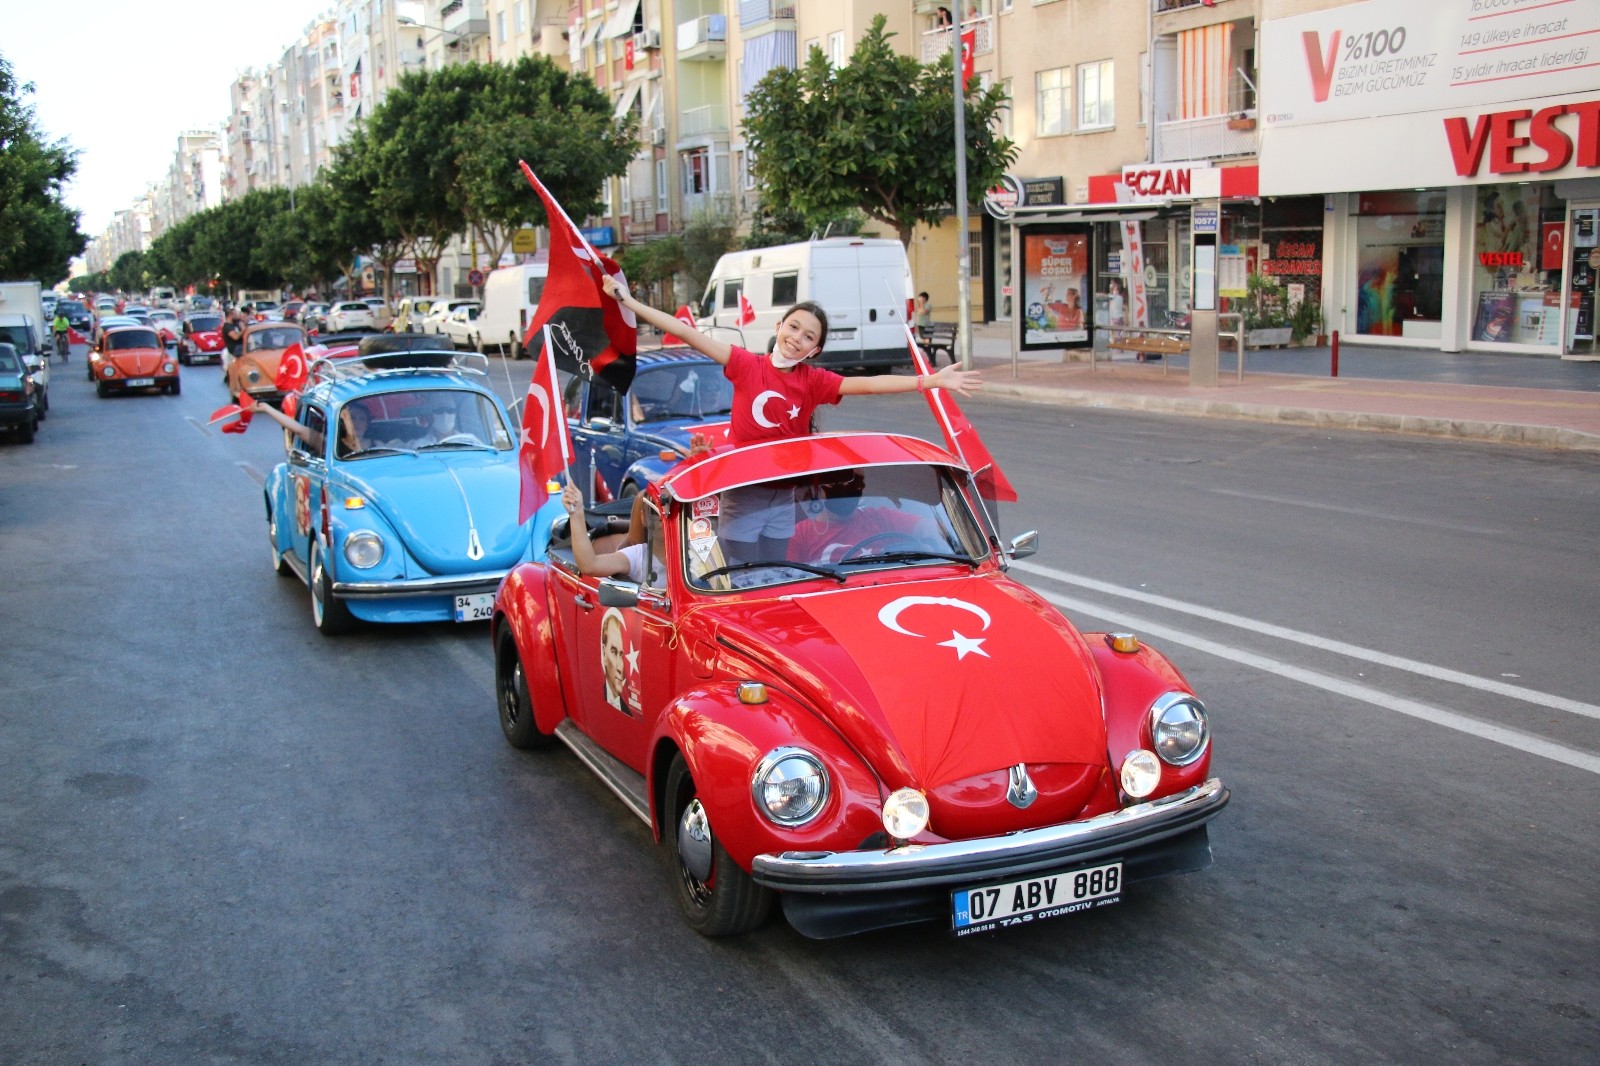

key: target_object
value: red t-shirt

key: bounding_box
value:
[723,345,843,444]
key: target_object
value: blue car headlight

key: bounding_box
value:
[343,530,384,569]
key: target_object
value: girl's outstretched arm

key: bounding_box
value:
[838,362,983,396]
[602,275,734,366]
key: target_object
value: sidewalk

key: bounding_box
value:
[961,323,1600,452]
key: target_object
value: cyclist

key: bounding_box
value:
[51,310,71,359]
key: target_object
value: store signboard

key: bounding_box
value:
[1260,0,1600,193]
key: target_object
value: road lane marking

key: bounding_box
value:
[238,462,264,486]
[1030,586,1600,776]
[184,416,210,436]
[1013,560,1600,722]
[1204,488,1506,537]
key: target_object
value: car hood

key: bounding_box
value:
[338,454,527,572]
[191,330,223,348]
[103,348,167,374]
[707,573,1112,820]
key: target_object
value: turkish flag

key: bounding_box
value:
[903,324,1017,503]
[67,327,88,345]
[209,401,252,433]
[518,162,637,395]
[737,290,756,327]
[274,341,308,394]
[674,304,697,328]
[517,324,576,522]
[960,28,976,92]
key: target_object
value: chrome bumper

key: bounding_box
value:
[752,778,1228,893]
[332,571,508,599]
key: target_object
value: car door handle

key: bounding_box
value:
[574,592,595,610]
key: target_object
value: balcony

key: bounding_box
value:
[677,15,727,62]
[1154,110,1258,163]
[739,0,795,38]
[678,104,729,139]
[921,16,994,64]
[441,0,489,40]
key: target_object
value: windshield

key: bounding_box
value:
[627,364,734,424]
[245,327,305,351]
[105,329,161,351]
[189,315,222,331]
[0,347,20,373]
[0,326,31,349]
[682,464,990,591]
[337,389,514,459]
[57,301,85,315]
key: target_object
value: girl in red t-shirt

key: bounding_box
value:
[601,276,982,559]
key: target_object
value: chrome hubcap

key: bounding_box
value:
[677,798,714,886]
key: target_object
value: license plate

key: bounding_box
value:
[126,377,154,386]
[951,861,1122,936]
[453,593,494,622]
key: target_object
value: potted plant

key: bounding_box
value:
[1290,296,1326,346]
[1244,273,1293,348]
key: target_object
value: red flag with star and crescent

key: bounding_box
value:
[903,327,1017,503]
[517,324,576,522]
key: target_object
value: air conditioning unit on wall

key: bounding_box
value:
[632,30,660,51]
[650,127,666,147]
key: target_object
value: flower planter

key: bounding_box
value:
[1227,117,1257,131]
[1246,327,1293,348]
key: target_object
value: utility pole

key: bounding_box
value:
[952,23,972,370]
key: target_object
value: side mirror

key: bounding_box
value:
[1008,530,1039,560]
[597,578,640,608]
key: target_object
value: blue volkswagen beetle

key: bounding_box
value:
[563,347,735,498]
[263,350,536,634]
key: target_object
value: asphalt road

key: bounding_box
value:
[2,347,1596,1064]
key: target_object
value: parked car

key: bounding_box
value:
[0,342,42,442]
[562,348,735,498]
[281,300,305,322]
[178,313,226,365]
[262,349,532,635]
[439,303,483,350]
[389,295,437,334]
[420,298,479,335]
[490,431,1228,938]
[89,326,180,397]
[226,322,306,404]
[300,302,332,332]
[326,301,377,333]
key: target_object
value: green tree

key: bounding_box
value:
[743,15,1015,246]
[0,54,86,282]
[109,250,148,294]
[323,125,408,301]
[451,56,639,284]
[680,212,739,300]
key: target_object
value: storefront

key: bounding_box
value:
[1260,0,1600,358]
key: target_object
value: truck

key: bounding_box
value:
[694,237,915,370]
[479,261,549,356]
[0,281,48,357]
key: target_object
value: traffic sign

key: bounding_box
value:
[467,269,486,287]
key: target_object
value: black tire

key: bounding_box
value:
[96,381,109,398]
[495,628,556,749]
[267,505,292,577]
[170,379,181,396]
[310,542,355,635]
[664,753,772,936]
[620,480,640,500]
[37,391,47,418]
[16,416,35,444]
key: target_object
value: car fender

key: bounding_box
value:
[493,562,571,737]
[647,684,887,871]
[1086,635,1213,795]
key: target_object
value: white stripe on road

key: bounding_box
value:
[1013,559,1600,722]
[1023,584,1600,776]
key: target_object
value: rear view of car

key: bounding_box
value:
[0,342,41,443]
[328,301,376,332]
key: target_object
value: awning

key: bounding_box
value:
[601,0,640,40]
[1008,203,1166,225]
[578,19,603,51]
[613,82,641,120]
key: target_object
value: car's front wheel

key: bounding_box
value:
[495,628,556,749]
[310,542,355,635]
[267,506,292,577]
[665,753,772,936]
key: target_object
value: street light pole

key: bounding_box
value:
[952,24,972,371]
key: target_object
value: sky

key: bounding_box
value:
[2,0,330,238]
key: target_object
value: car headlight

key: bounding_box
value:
[751,747,829,827]
[101,365,114,378]
[245,367,262,385]
[1119,749,1162,799]
[162,362,175,374]
[881,787,930,840]
[343,531,384,569]
[1150,692,1209,766]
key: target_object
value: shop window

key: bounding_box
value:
[1354,190,1446,339]
[1470,183,1565,347]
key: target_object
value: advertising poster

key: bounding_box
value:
[1472,290,1515,343]
[1022,229,1091,350]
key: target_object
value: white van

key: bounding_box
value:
[479,262,550,355]
[696,237,914,370]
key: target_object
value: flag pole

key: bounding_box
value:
[952,22,972,372]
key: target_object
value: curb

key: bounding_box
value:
[981,381,1600,453]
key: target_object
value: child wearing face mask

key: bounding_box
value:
[600,276,981,446]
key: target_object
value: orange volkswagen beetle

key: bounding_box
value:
[226,321,306,404]
[89,326,180,397]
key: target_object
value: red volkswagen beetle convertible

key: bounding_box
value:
[492,432,1228,939]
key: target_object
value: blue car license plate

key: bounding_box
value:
[951,861,1122,936]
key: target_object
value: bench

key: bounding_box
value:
[918,322,958,366]
[1100,328,1190,373]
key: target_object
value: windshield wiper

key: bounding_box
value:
[344,445,414,458]
[418,440,496,452]
[699,559,845,584]
[837,549,978,568]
